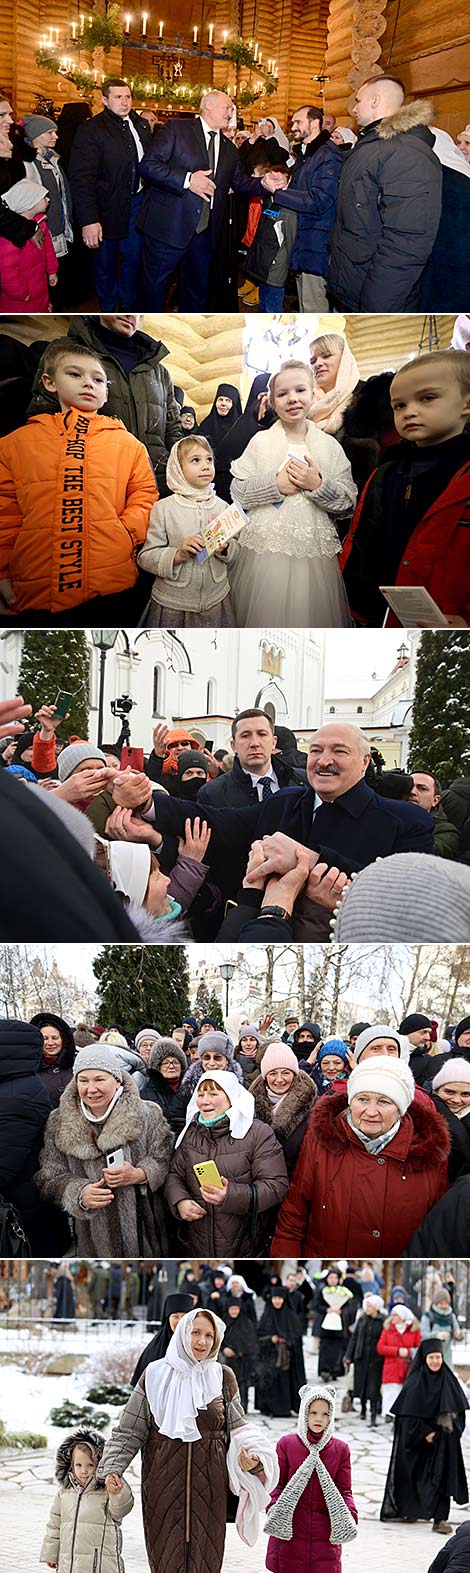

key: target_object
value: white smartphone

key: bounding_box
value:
[106,1147,125,1169]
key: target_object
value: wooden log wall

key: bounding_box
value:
[381,0,470,136]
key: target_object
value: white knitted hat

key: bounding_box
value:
[347,1055,415,1116]
[355,1024,410,1064]
[433,1057,470,1091]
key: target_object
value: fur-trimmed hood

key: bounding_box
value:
[310,1087,450,1171]
[47,1069,155,1158]
[251,1069,316,1138]
[377,98,434,140]
[55,1428,105,1484]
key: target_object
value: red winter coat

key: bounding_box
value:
[0,216,57,310]
[376,1320,421,1385]
[339,459,470,626]
[270,1089,450,1259]
[266,1432,357,1573]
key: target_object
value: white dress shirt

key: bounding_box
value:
[184,118,221,196]
[245,764,279,802]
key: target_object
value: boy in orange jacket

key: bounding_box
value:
[0,337,158,619]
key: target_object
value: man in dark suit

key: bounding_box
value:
[69,78,152,310]
[197,707,306,809]
[136,89,283,309]
[111,722,434,901]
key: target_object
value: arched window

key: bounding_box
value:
[153,664,165,716]
[206,678,216,712]
[329,705,335,714]
[357,705,363,714]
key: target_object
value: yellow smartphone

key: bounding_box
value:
[193,1160,224,1189]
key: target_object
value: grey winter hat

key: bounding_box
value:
[58,742,107,782]
[238,1024,261,1046]
[135,1027,161,1052]
[149,1036,187,1074]
[333,853,470,942]
[355,1025,410,1065]
[198,1031,233,1059]
[73,1046,124,1081]
[22,114,57,140]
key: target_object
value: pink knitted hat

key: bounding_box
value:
[261,1042,299,1079]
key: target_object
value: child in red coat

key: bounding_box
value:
[0,178,57,309]
[265,1384,358,1573]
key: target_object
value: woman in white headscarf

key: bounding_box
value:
[97,1307,278,1573]
[164,1068,289,1256]
[419,128,470,310]
[308,332,361,438]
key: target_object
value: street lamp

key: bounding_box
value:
[219,961,236,1017]
[91,630,118,747]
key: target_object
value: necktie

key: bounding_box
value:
[261,777,273,799]
[196,131,216,234]
[122,118,140,196]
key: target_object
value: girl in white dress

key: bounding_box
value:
[229,360,355,626]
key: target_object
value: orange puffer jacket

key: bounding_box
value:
[0,408,158,612]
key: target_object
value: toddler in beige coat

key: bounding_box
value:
[40,1427,133,1573]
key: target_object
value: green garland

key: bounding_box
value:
[36,23,277,106]
[78,3,124,52]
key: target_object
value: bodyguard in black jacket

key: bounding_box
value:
[68,80,152,309]
[197,752,306,810]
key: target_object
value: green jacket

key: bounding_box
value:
[432,801,462,859]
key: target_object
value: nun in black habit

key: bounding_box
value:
[130,1292,194,1386]
[198,383,242,463]
[381,1339,469,1533]
[213,373,275,501]
[221,1295,258,1410]
[257,1287,306,1417]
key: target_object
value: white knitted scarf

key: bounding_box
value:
[265,1385,357,1546]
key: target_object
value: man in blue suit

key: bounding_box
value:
[136,89,282,309]
[111,722,434,901]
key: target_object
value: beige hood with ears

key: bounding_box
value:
[378,98,435,140]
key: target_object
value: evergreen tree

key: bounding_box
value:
[195,979,211,1019]
[93,946,190,1037]
[18,632,90,742]
[408,631,470,786]
[206,990,224,1031]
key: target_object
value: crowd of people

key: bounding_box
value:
[3,691,470,943]
[0,83,468,312]
[4,997,470,1260]
[1,314,469,627]
[30,1265,470,1573]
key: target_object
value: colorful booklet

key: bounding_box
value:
[196,502,249,562]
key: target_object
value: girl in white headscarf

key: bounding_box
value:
[265,1383,357,1573]
[138,435,239,627]
[164,1069,289,1256]
[97,1307,278,1573]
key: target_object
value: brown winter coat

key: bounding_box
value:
[37,1071,174,1255]
[250,1070,317,1177]
[40,1477,133,1573]
[98,1365,244,1573]
[164,1112,289,1255]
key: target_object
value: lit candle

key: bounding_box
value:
[142,10,148,32]
[158,18,163,35]
[125,12,131,30]
[80,13,84,31]
[71,20,76,37]
[208,22,214,44]
[54,27,59,42]
[93,68,97,80]
[222,29,227,42]
[48,25,53,41]
[258,48,262,62]
[193,24,198,41]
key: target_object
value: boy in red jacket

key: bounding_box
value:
[340,350,470,626]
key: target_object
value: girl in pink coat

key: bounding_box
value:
[265,1384,358,1573]
[0,178,57,309]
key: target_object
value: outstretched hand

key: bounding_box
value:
[0,695,32,740]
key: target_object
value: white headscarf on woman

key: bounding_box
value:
[144,1308,226,1441]
[334,127,357,146]
[431,128,470,178]
[166,438,216,504]
[175,1069,255,1148]
[452,315,470,352]
[310,334,360,433]
[260,116,290,153]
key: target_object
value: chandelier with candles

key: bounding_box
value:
[36,5,279,106]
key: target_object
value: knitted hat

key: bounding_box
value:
[238,1023,261,1046]
[349,1022,371,1039]
[399,1012,432,1035]
[2,178,49,213]
[58,742,107,782]
[200,1017,218,1030]
[135,1027,161,1052]
[11,731,35,761]
[347,1056,415,1117]
[198,1031,231,1058]
[22,114,57,139]
[363,1294,385,1312]
[334,854,470,942]
[73,1046,124,1081]
[433,1057,470,1091]
[317,1038,349,1065]
[261,1042,299,1079]
[455,1017,470,1043]
[355,1025,410,1065]
[177,749,209,780]
[433,1287,451,1304]
[182,1015,199,1034]
[99,1029,129,1048]
[149,1036,187,1075]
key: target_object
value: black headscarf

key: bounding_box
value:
[258,1288,302,1343]
[130,1292,195,1385]
[180,405,199,432]
[199,383,243,454]
[391,1339,469,1420]
[214,372,275,493]
[0,771,138,940]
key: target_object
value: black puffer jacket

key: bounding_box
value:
[29,315,183,482]
[68,104,152,237]
[30,1012,76,1109]
[197,752,306,809]
[405,1174,470,1257]
[0,1019,52,1249]
[328,99,442,310]
[141,1038,189,1135]
[428,1521,470,1573]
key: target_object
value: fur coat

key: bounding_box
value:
[37,1070,174,1255]
[250,1069,316,1176]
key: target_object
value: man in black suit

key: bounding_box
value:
[111,722,434,901]
[136,89,283,309]
[69,78,152,310]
